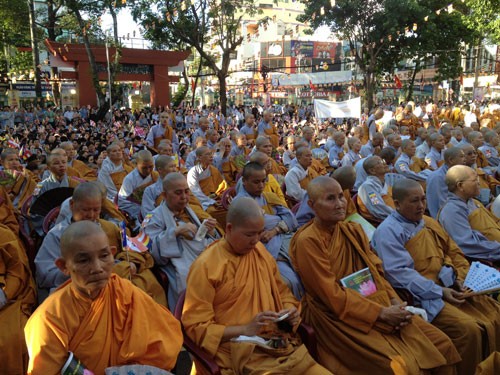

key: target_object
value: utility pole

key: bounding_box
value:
[105,35,113,123]
[28,0,42,103]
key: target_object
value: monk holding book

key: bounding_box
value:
[290,176,460,375]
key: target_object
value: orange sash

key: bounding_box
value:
[153,125,174,149]
[469,200,500,242]
[198,165,228,197]
[264,126,279,149]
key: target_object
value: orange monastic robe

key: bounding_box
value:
[25,275,182,375]
[269,158,287,176]
[71,159,97,181]
[0,224,36,375]
[7,171,37,211]
[154,125,174,149]
[290,221,459,375]
[405,217,500,375]
[110,163,134,193]
[182,239,324,375]
[199,165,229,227]
[264,124,280,149]
[0,186,20,234]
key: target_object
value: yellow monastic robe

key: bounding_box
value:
[0,224,36,375]
[72,159,97,181]
[290,220,460,375]
[405,216,500,375]
[99,218,167,306]
[410,157,429,173]
[265,174,288,208]
[0,186,20,234]
[25,275,182,375]
[154,125,175,150]
[8,171,36,211]
[299,167,320,192]
[199,165,228,228]
[110,163,134,193]
[182,239,324,375]
[476,150,490,169]
[468,200,500,242]
[311,158,327,176]
[476,352,500,374]
[269,158,287,176]
[264,125,280,149]
[221,157,239,187]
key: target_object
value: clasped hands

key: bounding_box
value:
[243,307,300,336]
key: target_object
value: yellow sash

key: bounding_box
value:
[469,200,500,242]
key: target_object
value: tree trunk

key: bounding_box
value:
[406,61,420,102]
[70,4,107,116]
[218,72,227,117]
[46,0,61,106]
[28,0,42,103]
[191,56,203,107]
[364,72,375,111]
[108,5,121,107]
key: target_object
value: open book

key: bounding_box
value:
[340,267,377,297]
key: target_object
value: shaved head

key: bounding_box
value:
[331,166,356,191]
[227,196,263,228]
[444,147,465,166]
[392,178,423,201]
[72,182,102,203]
[445,165,474,193]
[255,136,271,149]
[136,150,153,163]
[307,176,340,201]
[249,151,269,166]
[60,221,107,259]
[162,172,186,192]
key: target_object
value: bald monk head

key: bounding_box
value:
[458,144,477,167]
[135,150,154,178]
[198,117,209,131]
[242,162,267,197]
[444,147,465,168]
[255,136,273,156]
[157,141,173,156]
[226,197,265,255]
[401,139,417,158]
[89,180,107,201]
[307,176,347,226]
[60,141,77,160]
[156,155,177,179]
[392,178,426,222]
[302,126,314,142]
[429,133,445,151]
[106,143,122,163]
[372,132,384,148]
[296,146,313,169]
[484,131,499,147]
[249,151,271,174]
[195,146,213,168]
[331,166,356,191]
[294,140,308,150]
[363,156,389,179]
[47,153,67,179]
[70,182,103,222]
[347,136,361,153]
[162,172,189,213]
[333,131,345,146]
[55,221,115,299]
[467,131,484,149]
[445,165,480,200]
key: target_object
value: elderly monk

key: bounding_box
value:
[185,137,208,170]
[290,140,328,176]
[235,162,303,298]
[60,141,96,180]
[285,147,319,203]
[395,139,431,182]
[98,143,134,201]
[357,156,395,222]
[290,176,459,374]
[462,143,500,203]
[187,146,228,227]
[438,165,500,264]
[257,110,280,148]
[478,131,500,167]
[0,148,36,211]
[118,150,158,223]
[146,110,179,152]
[191,116,209,144]
[36,182,166,306]
[426,147,465,218]
[255,136,287,175]
[372,178,500,375]
[144,172,219,310]
[360,132,384,158]
[141,155,178,217]
[467,131,490,169]
[0,222,36,375]
[25,221,182,375]
[182,197,331,375]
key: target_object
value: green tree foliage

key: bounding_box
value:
[130,0,260,115]
[299,0,474,107]
[0,0,30,71]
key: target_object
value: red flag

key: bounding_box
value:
[309,79,316,91]
[394,74,403,89]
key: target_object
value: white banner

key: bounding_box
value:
[314,97,361,119]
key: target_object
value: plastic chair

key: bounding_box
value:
[174,290,319,373]
[174,291,222,375]
[42,206,61,235]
